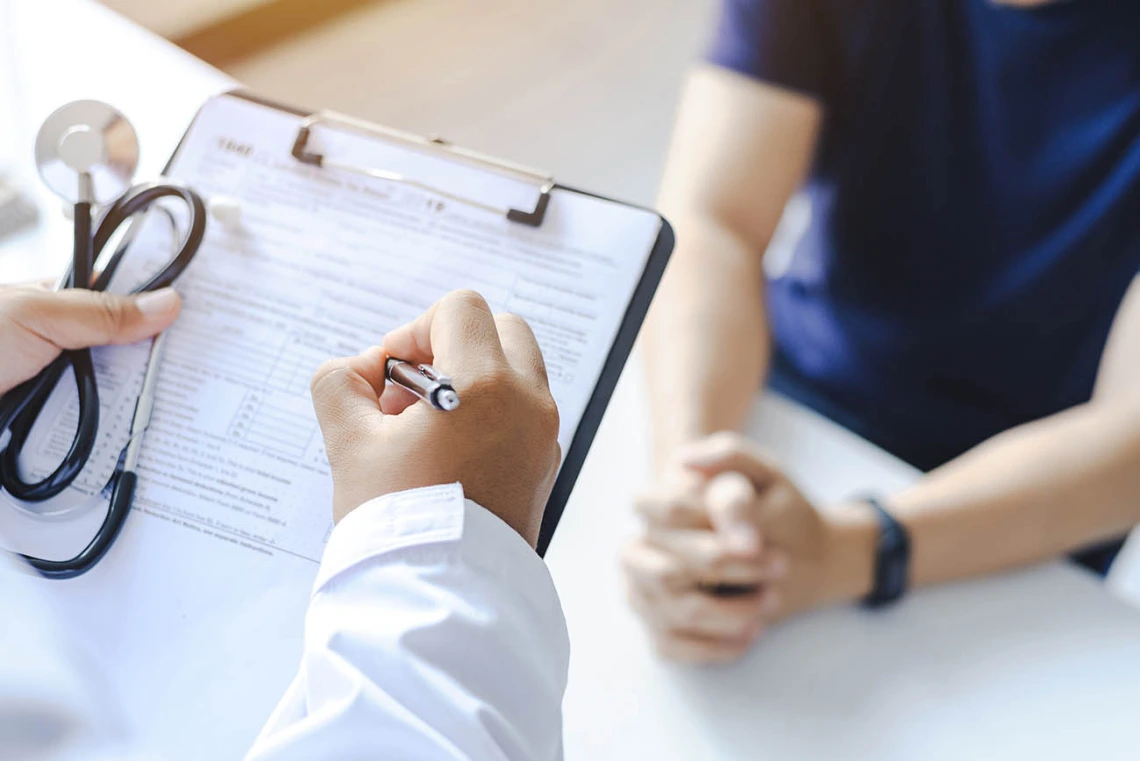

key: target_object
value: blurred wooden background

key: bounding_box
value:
[99,0,718,206]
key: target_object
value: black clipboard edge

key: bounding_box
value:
[167,89,676,557]
[537,213,673,555]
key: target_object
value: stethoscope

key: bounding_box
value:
[0,100,207,579]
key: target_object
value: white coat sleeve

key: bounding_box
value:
[246,483,570,761]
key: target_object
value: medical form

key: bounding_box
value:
[0,92,667,566]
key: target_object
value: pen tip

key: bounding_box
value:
[437,389,460,411]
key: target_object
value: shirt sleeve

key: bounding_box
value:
[246,483,570,761]
[706,0,836,101]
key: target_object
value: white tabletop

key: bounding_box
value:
[4,3,1140,760]
[555,375,1140,761]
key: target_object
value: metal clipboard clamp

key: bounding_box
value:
[291,111,554,227]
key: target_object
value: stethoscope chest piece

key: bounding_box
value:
[3,100,207,579]
[35,100,139,205]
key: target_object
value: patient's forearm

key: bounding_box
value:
[884,397,1140,587]
[643,212,770,466]
[642,66,821,469]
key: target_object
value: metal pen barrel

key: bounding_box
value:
[386,359,460,411]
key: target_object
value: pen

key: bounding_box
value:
[385,358,461,411]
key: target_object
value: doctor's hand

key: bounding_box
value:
[310,290,561,547]
[0,283,182,395]
[622,432,876,664]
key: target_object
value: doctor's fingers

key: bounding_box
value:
[311,347,387,450]
[378,382,420,416]
[1,286,182,348]
[382,290,507,377]
[493,313,550,386]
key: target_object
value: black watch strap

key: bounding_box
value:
[861,497,910,608]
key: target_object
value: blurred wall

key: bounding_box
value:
[100,0,270,38]
[228,0,719,207]
[98,0,384,65]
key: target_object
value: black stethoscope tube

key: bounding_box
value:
[26,472,138,580]
[0,182,206,578]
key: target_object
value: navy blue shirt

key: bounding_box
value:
[709,0,1140,472]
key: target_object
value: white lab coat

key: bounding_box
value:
[0,483,570,760]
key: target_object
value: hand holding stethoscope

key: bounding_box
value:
[0,101,207,578]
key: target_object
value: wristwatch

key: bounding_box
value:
[861,497,910,608]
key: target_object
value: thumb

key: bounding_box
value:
[310,347,388,454]
[14,288,182,349]
[704,471,762,554]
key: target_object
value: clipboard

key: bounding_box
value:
[161,90,674,556]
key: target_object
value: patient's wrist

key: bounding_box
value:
[821,502,879,605]
[649,423,739,474]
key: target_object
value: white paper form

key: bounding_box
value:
[0,93,662,568]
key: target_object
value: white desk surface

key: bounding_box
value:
[4,2,1140,760]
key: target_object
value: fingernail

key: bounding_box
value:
[136,288,180,318]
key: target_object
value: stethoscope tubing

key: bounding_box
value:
[0,181,206,578]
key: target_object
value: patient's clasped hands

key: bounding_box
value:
[623,432,877,664]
